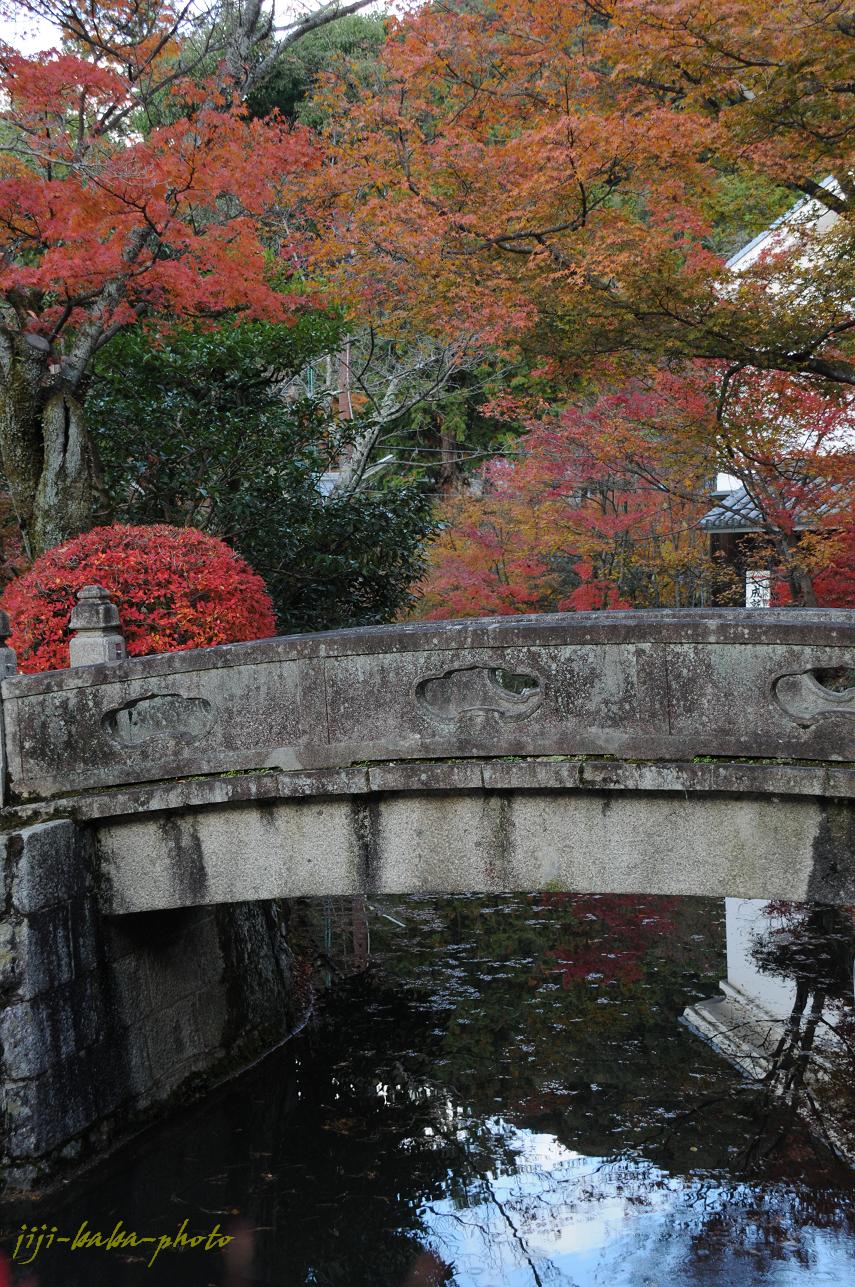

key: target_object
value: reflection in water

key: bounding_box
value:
[4,894,855,1286]
[685,899,855,1170]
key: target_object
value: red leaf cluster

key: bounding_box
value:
[0,16,322,346]
[812,530,855,607]
[2,524,276,673]
[774,514,855,607]
[413,372,717,619]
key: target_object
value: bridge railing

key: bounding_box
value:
[0,590,853,805]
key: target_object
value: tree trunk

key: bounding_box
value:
[790,566,818,608]
[0,344,47,557]
[439,417,457,491]
[0,347,103,558]
[778,533,818,608]
[32,391,99,554]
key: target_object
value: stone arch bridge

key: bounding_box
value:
[3,604,855,1194]
[4,607,855,912]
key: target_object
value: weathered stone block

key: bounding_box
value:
[97,799,360,913]
[68,895,101,977]
[120,1020,153,1099]
[0,918,22,994]
[0,907,74,1000]
[8,820,89,914]
[140,985,227,1099]
[142,916,224,1013]
[109,952,154,1021]
[0,973,107,1078]
[3,1040,126,1160]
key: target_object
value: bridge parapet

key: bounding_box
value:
[2,609,854,804]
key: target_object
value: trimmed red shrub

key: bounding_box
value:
[2,524,276,673]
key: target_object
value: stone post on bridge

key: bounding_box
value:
[0,608,17,678]
[69,585,127,667]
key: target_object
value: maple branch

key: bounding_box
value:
[236,0,375,97]
[715,363,746,422]
[62,227,150,389]
[799,355,855,386]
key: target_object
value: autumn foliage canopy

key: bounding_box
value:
[305,0,855,613]
[414,367,855,617]
[415,373,718,617]
[0,16,317,336]
[0,0,327,554]
[2,525,276,673]
[314,0,855,388]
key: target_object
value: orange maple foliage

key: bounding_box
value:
[306,1,854,613]
[311,0,854,387]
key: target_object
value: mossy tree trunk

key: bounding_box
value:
[0,336,107,558]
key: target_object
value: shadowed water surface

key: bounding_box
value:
[4,893,855,1286]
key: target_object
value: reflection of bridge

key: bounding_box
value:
[5,607,855,912]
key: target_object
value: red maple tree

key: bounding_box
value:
[413,371,718,617]
[0,0,369,555]
[413,364,855,617]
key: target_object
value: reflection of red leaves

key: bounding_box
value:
[550,944,645,988]
[538,894,678,990]
[3,523,276,672]
[403,1251,453,1287]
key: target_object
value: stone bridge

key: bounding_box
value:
[3,602,855,1194]
[4,607,855,911]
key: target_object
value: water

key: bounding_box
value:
[5,894,855,1286]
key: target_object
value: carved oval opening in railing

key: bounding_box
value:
[774,669,855,728]
[813,667,855,693]
[103,694,217,748]
[416,664,543,724]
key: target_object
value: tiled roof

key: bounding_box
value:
[699,485,827,533]
[699,487,765,532]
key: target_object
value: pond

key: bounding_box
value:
[5,894,855,1286]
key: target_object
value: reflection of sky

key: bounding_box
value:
[416,1118,855,1287]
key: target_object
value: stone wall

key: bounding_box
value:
[0,818,306,1197]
